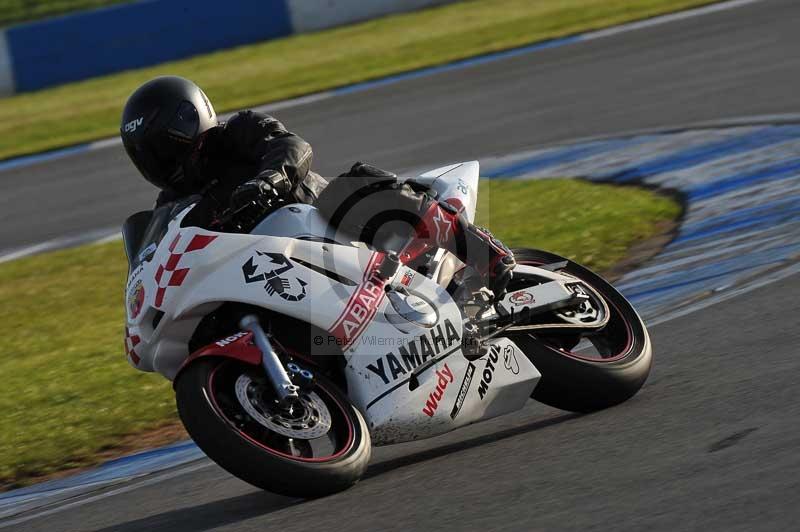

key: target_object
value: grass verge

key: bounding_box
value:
[0,0,722,160]
[0,178,680,489]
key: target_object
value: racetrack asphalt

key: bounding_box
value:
[14,272,800,531]
[5,0,800,529]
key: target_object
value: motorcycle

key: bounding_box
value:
[122,161,652,497]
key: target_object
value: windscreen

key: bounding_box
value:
[122,205,171,271]
[122,196,200,271]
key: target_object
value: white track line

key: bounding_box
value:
[578,0,765,42]
[0,228,119,264]
[0,461,214,529]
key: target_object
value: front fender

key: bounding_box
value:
[172,332,261,386]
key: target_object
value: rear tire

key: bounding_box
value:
[508,248,652,412]
[175,358,371,498]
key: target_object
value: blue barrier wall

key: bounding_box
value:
[5,0,293,92]
[0,0,459,95]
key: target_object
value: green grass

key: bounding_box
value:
[0,178,680,488]
[0,0,721,160]
[475,179,680,271]
[0,0,129,27]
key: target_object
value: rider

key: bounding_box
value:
[120,76,515,294]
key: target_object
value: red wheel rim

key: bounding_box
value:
[517,259,635,363]
[207,362,355,463]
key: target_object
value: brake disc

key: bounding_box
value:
[234,374,332,439]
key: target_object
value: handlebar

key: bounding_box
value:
[210,196,285,233]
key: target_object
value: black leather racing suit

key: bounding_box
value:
[152,109,515,294]
[154,110,327,211]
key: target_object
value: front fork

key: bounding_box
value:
[239,315,300,405]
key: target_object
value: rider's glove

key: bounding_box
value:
[231,177,279,210]
[255,169,291,196]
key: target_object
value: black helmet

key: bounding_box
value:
[121,76,217,189]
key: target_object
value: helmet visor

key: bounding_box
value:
[124,134,187,188]
[166,101,200,141]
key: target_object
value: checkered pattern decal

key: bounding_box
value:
[153,233,217,308]
[125,327,141,365]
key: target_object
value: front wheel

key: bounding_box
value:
[175,358,371,498]
[507,248,653,413]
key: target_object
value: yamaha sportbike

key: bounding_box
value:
[122,161,652,497]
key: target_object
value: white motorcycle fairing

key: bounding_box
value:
[125,161,541,445]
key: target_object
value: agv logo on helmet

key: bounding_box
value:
[124,117,144,133]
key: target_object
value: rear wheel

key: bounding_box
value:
[508,248,652,412]
[175,358,371,498]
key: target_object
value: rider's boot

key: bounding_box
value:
[409,199,516,296]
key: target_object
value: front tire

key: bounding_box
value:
[175,358,371,498]
[508,248,653,412]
